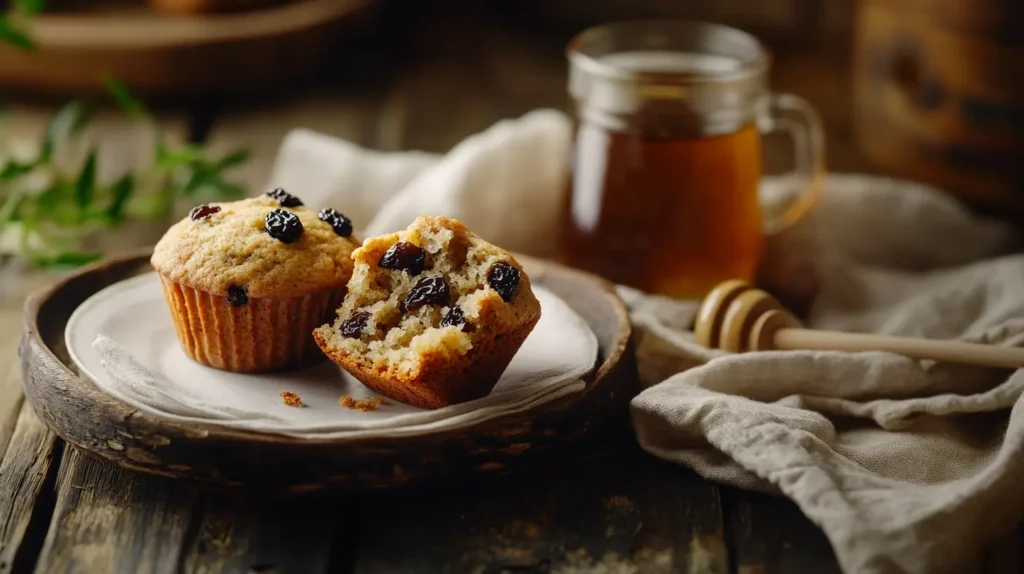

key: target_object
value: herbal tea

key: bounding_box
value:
[563,25,824,299]
[557,120,765,299]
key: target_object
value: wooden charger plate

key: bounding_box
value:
[0,0,376,97]
[21,249,636,496]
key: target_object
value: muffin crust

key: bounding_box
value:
[151,195,358,299]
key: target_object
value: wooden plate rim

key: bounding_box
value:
[21,0,375,48]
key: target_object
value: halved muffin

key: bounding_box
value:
[313,216,542,409]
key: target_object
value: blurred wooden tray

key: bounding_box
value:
[0,0,376,98]
[20,250,637,496]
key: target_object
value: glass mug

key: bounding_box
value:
[556,20,825,299]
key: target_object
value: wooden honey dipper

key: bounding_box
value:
[694,280,1024,369]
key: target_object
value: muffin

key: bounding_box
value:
[151,189,360,372]
[313,216,542,409]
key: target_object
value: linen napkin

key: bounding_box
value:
[266,109,1024,574]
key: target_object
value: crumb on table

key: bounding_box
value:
[339,395,388,412]
[280,391,303,407]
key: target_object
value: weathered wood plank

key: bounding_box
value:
[0,105,194,574]
[0,402,60,574]
[0,343,26,464]
[179,493,352,574]
[32,448,195,574]
[723,486,840,574]
[350,438,729,574]
[0,264,62,465]
[982,521,1024,574]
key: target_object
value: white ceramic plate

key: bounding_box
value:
[65,272,599,439]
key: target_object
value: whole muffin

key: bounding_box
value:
[151,189,360,372]
[313,215,542,409]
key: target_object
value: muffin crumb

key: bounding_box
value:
[339,395,388,411]
[280,392,303,407]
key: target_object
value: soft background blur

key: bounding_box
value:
[0,0,863,186]
[0,0,1021,270]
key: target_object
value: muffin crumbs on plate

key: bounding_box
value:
[339,395,388,411]
[280,392,303,407]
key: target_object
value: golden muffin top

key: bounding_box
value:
[150,190,360,299]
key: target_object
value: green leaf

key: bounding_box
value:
[127,190,170,219]
[0,108,13,135]
[0,192,24,223]
[0,15,34,51]
[33,250,103,269]
[211,179,245,198]
[103,77,150,120]
[14,0,47,15]
[42,101,91,161]
[106,174,134,224]
[183,168,215,196]
[154,144,204,172]
[74,150,97,209]
[216,148,250,169]
[0,160,35,180]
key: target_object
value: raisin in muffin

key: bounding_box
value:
[313,216,542,409]
[151,188,359,373]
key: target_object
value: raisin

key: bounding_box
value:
[189,204,221,221]
[378,241,425,275]
[487,261,520,302]
[226,285,248,307]
[318,208,354,238]
[265,188,303,207]
[440,306,474,332]
[265,209,304,243]
[340,311,370,338]
[402,276,450,312]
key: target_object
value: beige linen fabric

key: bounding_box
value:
[265,110,1024,573]
[628,176,1024,574]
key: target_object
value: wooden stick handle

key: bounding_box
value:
[774,328,1024,369]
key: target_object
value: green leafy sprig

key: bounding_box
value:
[0,0,45,50]
[0,3,251,269]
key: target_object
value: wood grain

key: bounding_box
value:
[0,344,26,464]
[723,488,840,574]
[350,439,730,573]
[33,448,196,574]
[179,494,352,574]
[0,107,196,574]
[0,404,60,574]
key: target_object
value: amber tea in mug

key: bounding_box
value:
[557,21,824,299]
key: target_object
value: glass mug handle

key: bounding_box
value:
[757,93,826,235]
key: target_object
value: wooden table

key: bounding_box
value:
[2,4,1023,573]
